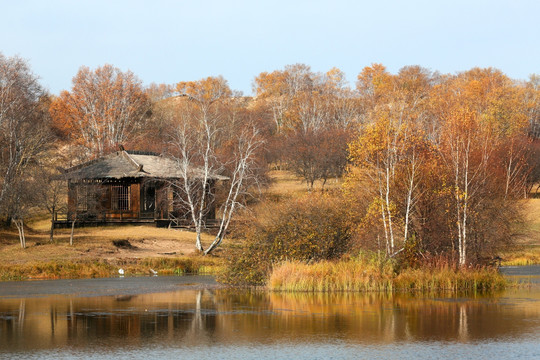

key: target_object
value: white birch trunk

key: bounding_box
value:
[15,219,25,249]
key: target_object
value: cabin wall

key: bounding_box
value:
[131,183,140,216]
[66,178,219,224]
[69,179,142,221]
[104,181,139,220]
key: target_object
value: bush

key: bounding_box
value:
[219,193,352,285]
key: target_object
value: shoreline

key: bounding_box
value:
[0,266,538,299]
[0,275,224,298]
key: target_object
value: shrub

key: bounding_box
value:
[219,193,352,285]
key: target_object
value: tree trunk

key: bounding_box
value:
[14,219,26,249]
[49,208,55,243]
[70,219,76,246]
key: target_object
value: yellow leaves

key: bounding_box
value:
[176,76,232,104]
[436,67,528,142]
[49,65,150,156]
[357,64,392,92]
[325,67,347,92]
[253,70,288,97]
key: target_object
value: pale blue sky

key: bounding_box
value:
[1,0,538,95]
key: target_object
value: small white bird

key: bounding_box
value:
[118,268,125,276]
[150,269,158,276]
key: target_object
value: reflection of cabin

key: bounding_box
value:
[55,149,227,228]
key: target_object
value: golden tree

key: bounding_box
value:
[50,64,150,159]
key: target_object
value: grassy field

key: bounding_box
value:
[499,198,540,265]
[0,170,318,281]
[0,170,325,281]
[263,170,342,200]
[0,217,224,280]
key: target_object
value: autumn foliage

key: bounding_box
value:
[346,66,533,266]
[2,51,540,268]
[219,194,352,285]
[50,64,150,159]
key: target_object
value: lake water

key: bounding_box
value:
[0,268,539,359]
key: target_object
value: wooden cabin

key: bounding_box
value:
[56,149,227,228]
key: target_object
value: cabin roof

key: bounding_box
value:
[61,150,228,181]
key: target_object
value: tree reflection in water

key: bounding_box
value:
[1,288,539,353]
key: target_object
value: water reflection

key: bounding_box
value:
[1,286,539,354]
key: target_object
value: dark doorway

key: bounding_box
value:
[141,182,156,218]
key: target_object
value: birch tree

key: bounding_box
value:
[435,68,528,266]
[171,77,264,255]
[50,64,151,159]
[348,113,426,256]
[348,65,433,256]
[0,54,52,225]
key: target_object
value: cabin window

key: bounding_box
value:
[76,185,89,212]
[111,185,131,211]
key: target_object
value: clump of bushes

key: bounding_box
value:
[218,193,353,285]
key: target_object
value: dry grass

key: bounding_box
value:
[269,260,507,293]
[520,198,540,237]
[0,225,208,260]
[264,170,342,201]
[0,221,224,280]
[499,198,540,265]
[269,260,393,292]
[500,246,540,266]
[0,256,223,281]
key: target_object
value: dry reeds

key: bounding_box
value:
[0,256,223,281]
[269,259,507,293]
[500,246,540,266]
[0,260,116,280]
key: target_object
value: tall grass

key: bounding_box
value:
[269,260,394,292]
[269,259,507,293]
[0,256,223,281]
[0,260,116,281]
[500,246,540,266]
[122,256,223,275]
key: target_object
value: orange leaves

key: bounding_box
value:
[253,70,288,97]
[356,63,393,106]
[176,76,232,105]
[49,90,78,139]
[49,64,150,158]
[434,68,528,140]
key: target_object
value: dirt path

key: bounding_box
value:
[104,238,196,260]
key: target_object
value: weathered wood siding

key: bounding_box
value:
[131,183,140,217]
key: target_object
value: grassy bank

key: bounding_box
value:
[501,246,540,266]
[269,260,507,293]
[0,256,223,281]
[499,198,540,266]
[0,221,225,281]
